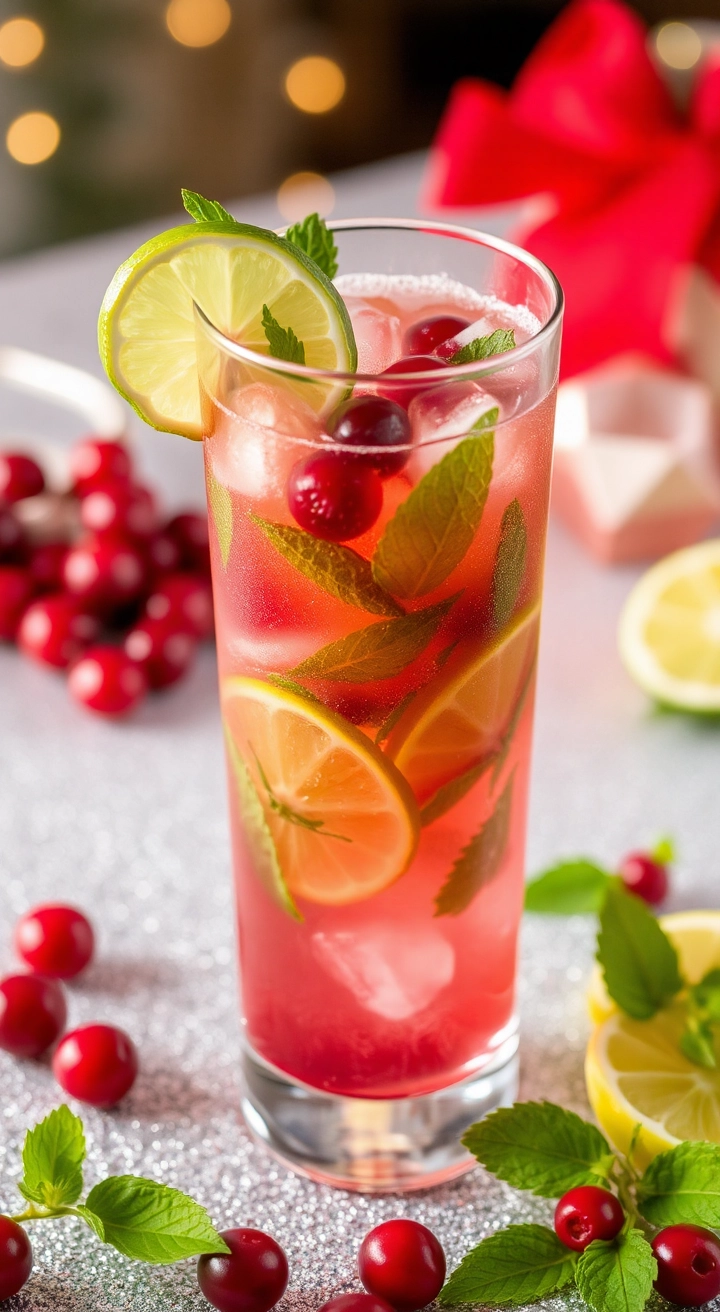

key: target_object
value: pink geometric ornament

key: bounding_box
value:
[552,354,720,563]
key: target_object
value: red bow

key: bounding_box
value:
[425,0,720,378]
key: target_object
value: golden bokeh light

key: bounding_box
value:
[284,56,346,114]
[6,111,60,165]
[165,0,231,48]
[0,17,45,68]
[277,172,336,223]
[656,21,702,70]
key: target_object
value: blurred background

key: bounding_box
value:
[0,0,719,260]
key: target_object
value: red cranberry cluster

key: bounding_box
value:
[0,439,213,717]
[0,903,138,1108]
[287,315,470,543]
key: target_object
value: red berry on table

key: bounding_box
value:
[29,540,68,592]
[358,1219,446,1312]
[125,617,197,689]
[145,529,182,580]
[619,850,669,905]
[18,595,99,668]
[0,1216,33,1302]
[0,566,35,640]
[15,905,95,979]
[0,973,67,1058]
[166,511,211,574]
[145,573,214,639]
[197,1228,289,1312]
[553,1185,624,1252]
[63,536,147,613]
[319,1298,394,1312]
[70,438,132,491]
[652,1224,720,1307]
[328,396,412,477]
[53,1023,138,1107]
[288,450,383,542]
[403,315,471,356]
[0,506,25,561]
[80,481,157,539]
[0,452,45,503]
[377,354,447,409]
[69,645,147,716]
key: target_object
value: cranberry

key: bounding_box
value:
[145,573,214,639]
[29,540,68,592]
[359,1220,446,1312]
[0,506,25,561]
[652,1225,720,1307]
[288,450,383,542]
[328,396,411,477]
[0,566,35,640]
[125,617,196,689]
[18,595,99,668]
[80,481,157,539]
[15,905,95,979]
[70,438,132,491]
[377,355,447,409]
[53,1023,138,1107]
[166,511,211,574]
[69,645,147,716]
[0,1217,32,1302]
[619,851,669,905]
[319,1298,395,1312]
[404,315,471,357]
[63,536,147,613]
[554,1185,624,1252]
[145,530,182,580]
[0,973,67,1058]
[0,452,44,503]
[197,1228,289,1312]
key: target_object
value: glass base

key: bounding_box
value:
[240,1033,519,1193]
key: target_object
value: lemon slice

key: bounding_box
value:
[588,911,720,1025]
[222,678,420,907]
[619,540,720,712]
[99,222,356,439]
[385,606,540,803]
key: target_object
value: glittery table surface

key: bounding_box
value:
[1,155,719,1311]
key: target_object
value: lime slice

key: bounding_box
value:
[99,221,357,440]
[222,678,420,907]
[588,910,720,1025]
[618,540,720,712]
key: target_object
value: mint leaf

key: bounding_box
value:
[448,329,516,366]
[576,1230,656,1312]
[182,190,235,224]
[81,1176,229,1264]
[421,756,495,827]
[463,1101,614,1197]
[490,652,536,789]
[681,1016,717,1068]
[652,834,675,864]
[267,673,325,707]
[289,595,458,683]
[691,968,720,1021]
[249,514,403,617]
[375,690,417,746]
[252,747,350,844]
[224,728,301,921]
[438,1224,576,1306]
[638,1142,720,1227]
[434,771,514,916]
[285,212,338,279]
[207,464,232,568]
[597,883,683,1019]
[262,304,305,364]
[19,1105,85,1208]
[372,414,495,599]
[525,860,611,914]
[491,499,527,630]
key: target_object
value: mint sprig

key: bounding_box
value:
[182,189,236,224]
[439,1224,577,1306]
[597,882,682,1020]
[524,859,611,914]
[285,212,338,279]
[448,329,516,365]
[463,1101,614,1197]
[434,771,514,916]
[262,304,306,364]
[575,1230,656,1312]
[288,594,459,683]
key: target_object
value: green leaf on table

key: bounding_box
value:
[289,595,458,684]
[182,190,235,224]
[597,883,683,1020]
[638,1142,720,1227]
[207,463,233,567]
[375,690,417,746]
[249,514,403,617]
[262,304,306,364]
[224,728,301,921]
[371,410,495,599]
[489,653,536,789]
[434,771,514,916]
[80,1176,230,1264]
[438,1224,576,1306]
[491,498,527,630]
[421,756,495,827]
[285,212,338,279]
[463,1100,614,1197]
[575,1230,657,1312]
[525,859,611,915]
[19,1105,86,1208]
[448,329,516,366]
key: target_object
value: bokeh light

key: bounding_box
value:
[655,21,702,70]
[284,56,346,114]
[0,17,45,68]
[165,0,231,48]
[277,172,336,222]
[6,112,60,165]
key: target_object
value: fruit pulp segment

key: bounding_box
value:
[204,276,556,1098]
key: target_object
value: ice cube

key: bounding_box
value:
[312,925,455,1021]
[408,381,501,480]
[344,296,402,375]
[209,382,323,500]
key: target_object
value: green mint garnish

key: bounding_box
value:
[182,189,236,224]
[575,1229,656,1312]
[434,771,514,916]
[262,304,306,364]
[638,1142,720,1227]
[19,1105,85,1209]
[207,464,233,568]
[597,882,682,1020]
[224,729,301,921]
[285,212,339,279]
[288,594,459,683]
[448,328,516,365]
[491,498,527,630]
[524,859,612,914]
[463,1101,614,1197]
[438,1224,577,1306]
[251,746,350,843]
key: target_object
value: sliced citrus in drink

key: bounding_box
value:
[619,540,720,712]
[99,222,356,439]
[385,606,540,803]
[588,911,720,1025]
[222,677,420,907]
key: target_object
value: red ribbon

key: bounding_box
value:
[425,0,720,377]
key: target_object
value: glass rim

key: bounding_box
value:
[193,216,564,385]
